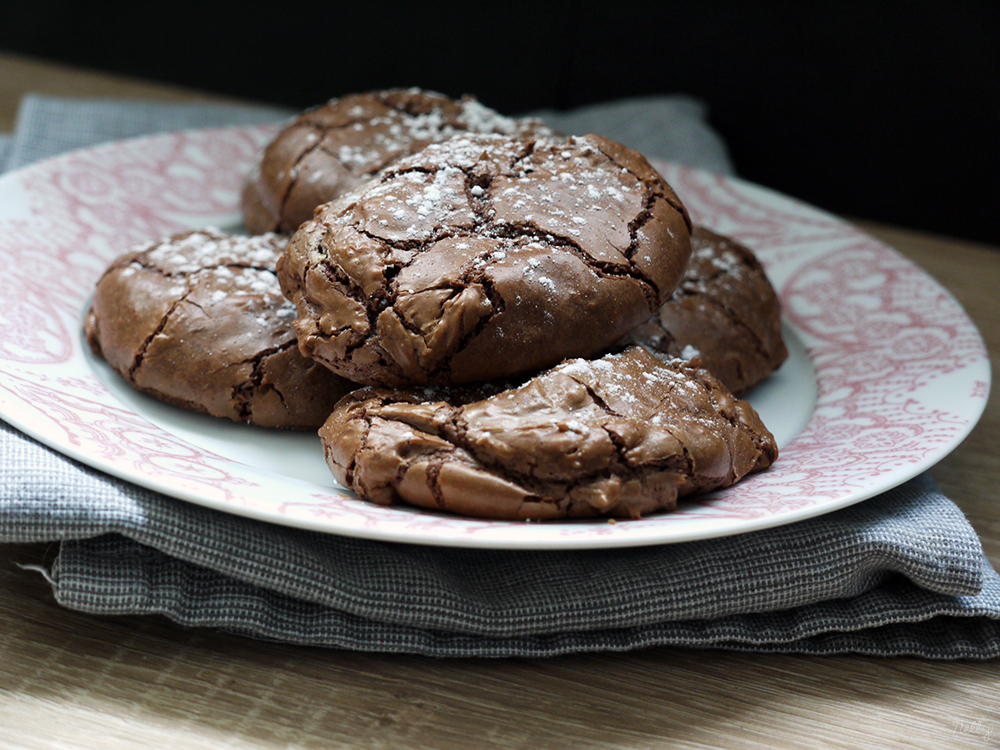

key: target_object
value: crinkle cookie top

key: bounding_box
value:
[618,226,788,394]
[242,88,554,234]
[84,229,356,429]
[319,346,777,520]
[279,132,693,387]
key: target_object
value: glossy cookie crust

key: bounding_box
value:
[84,230,356,429]
[279,132,693,387]
[242,88,554,235]
[618,226,788,394]
[319,346,778,520]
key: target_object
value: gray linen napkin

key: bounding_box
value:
[3,95,293,172]
[1,94,998,658]
[0,134,11,173]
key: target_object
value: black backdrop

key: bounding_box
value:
[3,1,998,245]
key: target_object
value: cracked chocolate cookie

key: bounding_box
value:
[278,132,693,387]
[242,88,555,235]
[617,226,788,394]
[319,346,778,521]
[84,229,357,429]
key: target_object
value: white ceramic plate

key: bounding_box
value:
[0,125,989,548]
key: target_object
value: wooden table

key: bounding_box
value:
[2,51,998,749]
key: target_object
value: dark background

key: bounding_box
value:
[3,1,998,245]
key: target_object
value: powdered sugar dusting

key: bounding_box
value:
[332,90,553,175]
[144,229,284,272]
[456,98,533,135]
[123,230,294,321]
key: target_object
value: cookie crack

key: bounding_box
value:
[350,413,377,492]
[578,374,693,477]
[508,139,538,170]
[671,369,775,474]
[317,223,391,336]
[378,264,508,383]
[374,402,590,493]
[129,256,277,279]
[598,426,638,477]
[464,170,494,217]
[280,125,327,223]
[652,422,697,478]
[422,459,448,509]
[592,139,690,230]
[355,210,458,254]
[712,393,776,468]
[616,193,674,312]
[489,221,661,302]
[562,375,620,418]
[361,146,664,297]
[673,252,753,297]
[442,271,507,380]
[626,192,662,252]
[128,283,193,379]
[698,294,770,361]
[230,339,299,422]
[590,140,691,305]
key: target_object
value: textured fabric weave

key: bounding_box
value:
[0,133,11,173]
[0,94,997,658]
[4,95,292,172]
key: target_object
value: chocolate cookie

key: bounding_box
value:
[242,88,555,235]
[278,132,693,387]
[617,226,788,394]
[84,229,356,429]
[319,346,778,521]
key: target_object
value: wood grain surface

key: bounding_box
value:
[1,51,998,749]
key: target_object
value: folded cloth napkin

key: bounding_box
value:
[2,94,999,658]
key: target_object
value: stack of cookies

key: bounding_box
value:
[85,89,787,521]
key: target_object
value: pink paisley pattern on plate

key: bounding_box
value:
[653,162,852,264]
[0,217,90,364]
[0,369,262,502]
[645,160,988,524]
[18,126,272,252]
[0,129,989,547]
[0,127,274,505]
[0,126,277,365]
